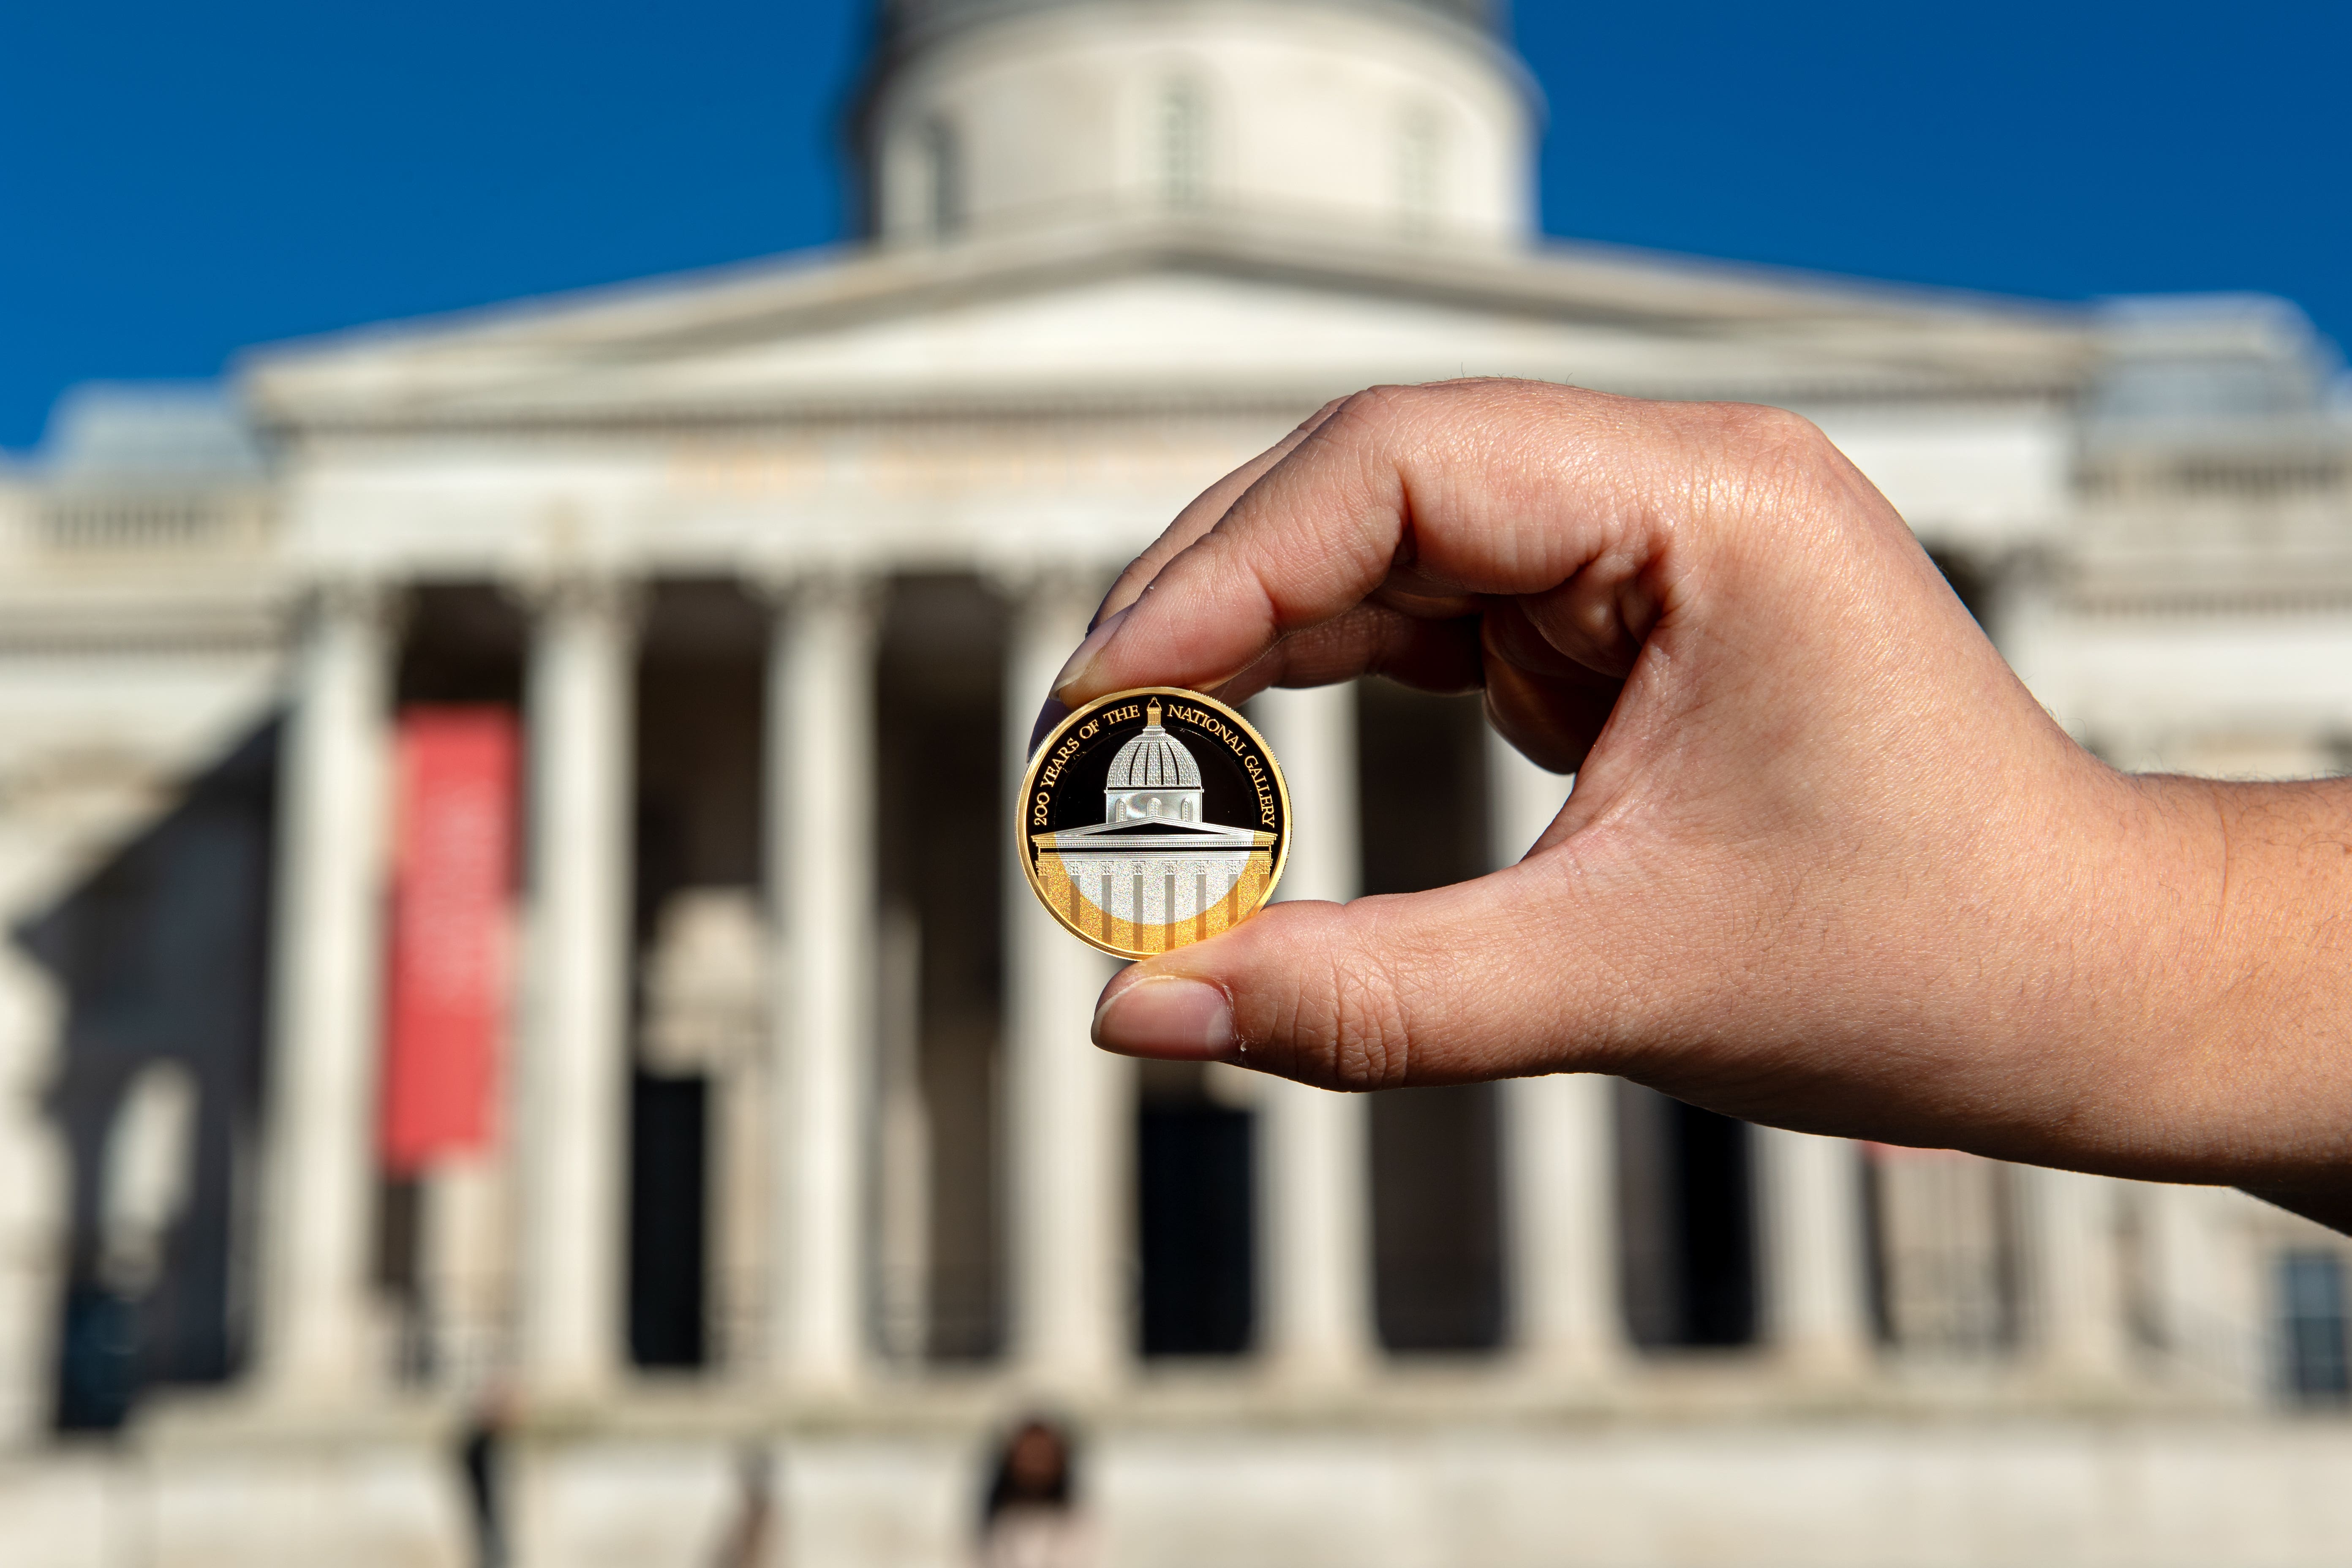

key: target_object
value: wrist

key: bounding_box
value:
[2077,773,2352,1189]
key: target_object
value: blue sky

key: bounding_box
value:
[3,0,2345,451]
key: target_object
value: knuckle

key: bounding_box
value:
[1718,402,1833,468]
[1697,402,1840,517]
[1319,384,1409,443]
[1329,380,1466,446]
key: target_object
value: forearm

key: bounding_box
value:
[2178,776,2352,1216]
[2036,773,2352,1211]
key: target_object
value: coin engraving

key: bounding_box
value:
[1021,688,1290,959]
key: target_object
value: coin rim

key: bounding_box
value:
[1018,686,1293,961]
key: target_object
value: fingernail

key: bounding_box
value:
[1049,605,1130,702]
[1092,976,1235,1060]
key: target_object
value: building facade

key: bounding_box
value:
[3,1,2352,1563]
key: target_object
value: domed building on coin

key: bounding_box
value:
[1032,699,1275,951]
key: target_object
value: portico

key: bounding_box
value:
[238,541,2141,1407]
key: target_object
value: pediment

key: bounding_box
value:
[242,212,2095,430]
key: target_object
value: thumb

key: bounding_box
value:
[1088,857,1631,1090]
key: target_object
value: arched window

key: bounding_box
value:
[1160,78,1206,210]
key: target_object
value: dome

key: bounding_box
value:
[883,0,1499,52]
[860,0,1535,246]
[1106,705,1202,791]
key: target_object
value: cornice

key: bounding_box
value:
[239,211,2094,436]
[254,372,2080,444]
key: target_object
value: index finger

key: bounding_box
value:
[1052,379,1704,706]
[1092,396,1354,629]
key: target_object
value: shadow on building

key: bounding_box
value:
[22,721,278,1430]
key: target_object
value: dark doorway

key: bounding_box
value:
[1617,1084,1758,1348]
[1369,1085,1505,1350]
[24,721,278,1430]
[627,1071,708,1367]
[1136,1062,1254,1356]
[1356,681,1506,1352]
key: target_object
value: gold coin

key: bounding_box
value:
[1020,687,1291,960]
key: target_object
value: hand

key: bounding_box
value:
[1049,379,2352,1211]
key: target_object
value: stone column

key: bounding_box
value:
[516,578,638,1399]
[765,575,882,1393]
[2022,1165,2129,1383]
[1486,738,1623,1375]
[254,583,397,1402]
[1250,683,1374,1380]
[1003,574,1126,1391]
[2141,1183,2265,1400]
[1757,1127,1872,1374]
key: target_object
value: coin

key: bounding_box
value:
[1020,687,1290,960]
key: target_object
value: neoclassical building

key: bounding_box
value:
[3,0,2351,1563]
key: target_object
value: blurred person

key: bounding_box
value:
[710,1443,776,1568]
[977,1416,1096,1568]
[1066,379,2352,1236]
[457,1381,512,1568]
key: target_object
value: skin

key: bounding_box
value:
[1048,379,2352,1233]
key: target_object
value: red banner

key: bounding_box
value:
[381,706,518,1174]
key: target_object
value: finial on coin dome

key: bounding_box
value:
[1146,697,1162,726]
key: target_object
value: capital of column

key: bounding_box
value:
[987,563,1108,622]
[746,562,888,622]
[290,574,408,640]
[507,570,645,630]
